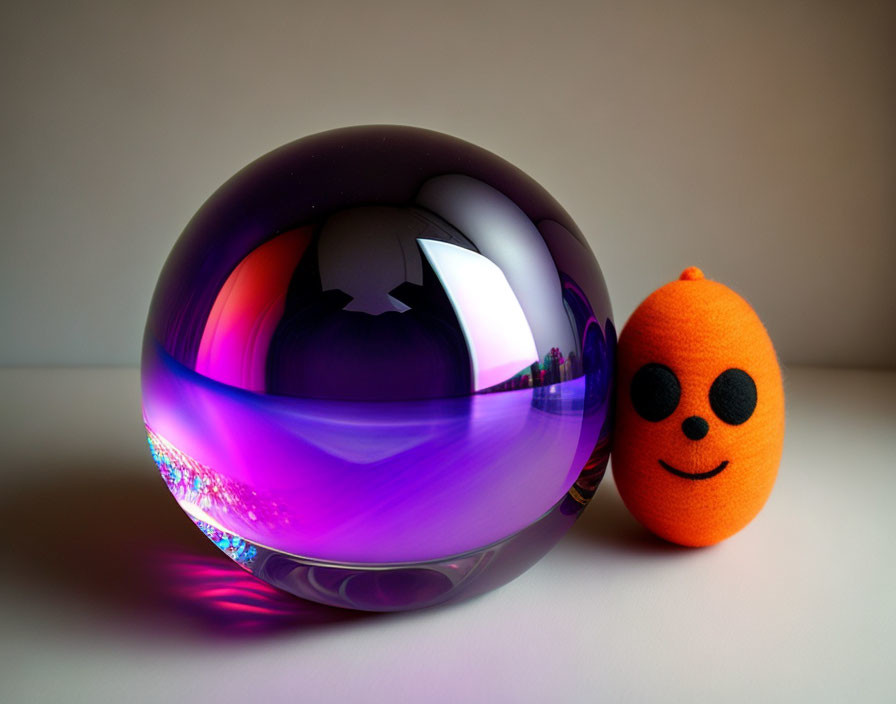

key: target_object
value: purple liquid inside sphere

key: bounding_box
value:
[142,125,614,611]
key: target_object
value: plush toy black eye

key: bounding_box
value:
[630,363,680,422]
[709,368,757,425]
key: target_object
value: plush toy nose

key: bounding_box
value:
[682,416,709,440]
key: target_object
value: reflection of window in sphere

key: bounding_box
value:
[142,126,615,611]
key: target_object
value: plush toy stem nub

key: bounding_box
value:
[679,266,705,281]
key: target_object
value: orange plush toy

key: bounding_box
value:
[612,267,785,546]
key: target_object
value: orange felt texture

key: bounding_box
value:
[612,268,785,546]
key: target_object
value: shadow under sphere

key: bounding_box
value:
[1,467,368,642]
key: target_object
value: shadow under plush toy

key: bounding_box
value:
[612,266,785,547]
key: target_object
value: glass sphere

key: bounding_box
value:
[142,125,615,611]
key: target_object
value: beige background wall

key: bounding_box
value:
[2,0,894,367]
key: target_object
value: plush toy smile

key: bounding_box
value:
[657,459,729,480]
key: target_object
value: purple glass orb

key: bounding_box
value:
[142,125,614,612]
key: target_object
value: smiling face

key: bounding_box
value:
[612,269,785,546]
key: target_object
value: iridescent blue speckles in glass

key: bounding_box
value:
[142,125,615,611]
[193,519,258,568]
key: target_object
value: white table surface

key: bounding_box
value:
[1,366,893,703]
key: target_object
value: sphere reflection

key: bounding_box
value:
[142,125,614,611]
